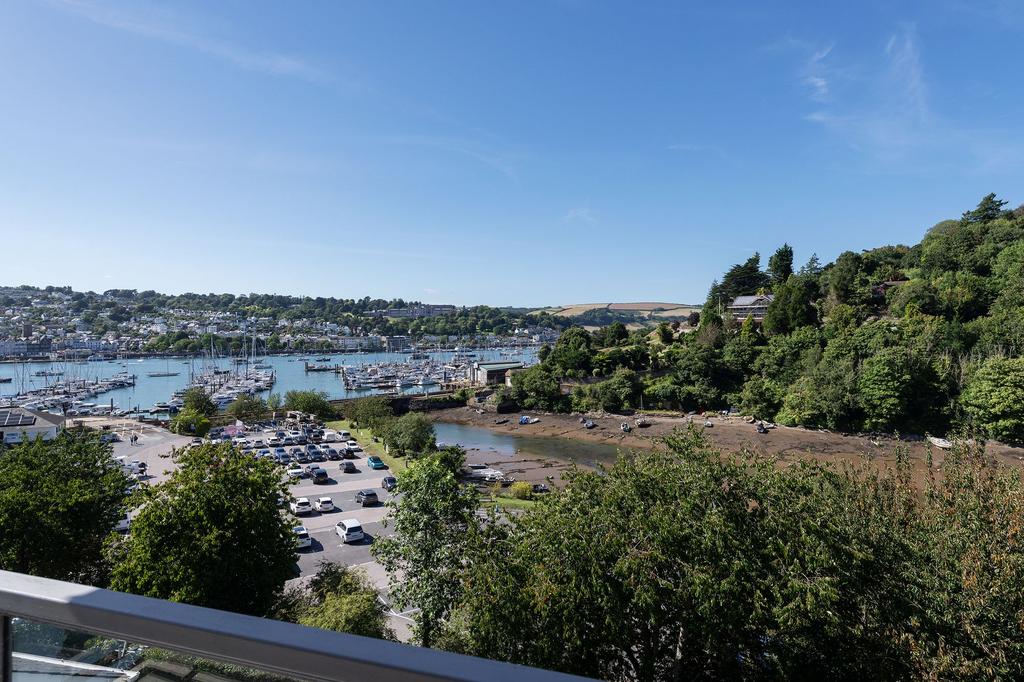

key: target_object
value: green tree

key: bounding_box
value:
[762,275,817,336]
[168,408,211,437]
[0,433,129,583]
[547,327,593,378]
[961,192,1008,223]
[276,562,393,640]
[373,450,479,648]
[710,253,770,303]
[181,387,217,417]
[347,396,394,432]
[858,348,914,432]
[386,412,436,456]
[109,443,295,616]
[266,392,282,412]
[960,357,1024,444]
[443,431,920,680]
[510,365,566,411]
[283,390,335,419]
[767,243,794,286]
[656,322,674,344]
[225,393,268,424]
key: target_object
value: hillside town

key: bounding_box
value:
[0,286,559,360]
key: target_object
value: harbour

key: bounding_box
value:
[0,348,538,417]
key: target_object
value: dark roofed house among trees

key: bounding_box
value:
[728,294,774,321]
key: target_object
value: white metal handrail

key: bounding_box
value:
[0,571,590,682]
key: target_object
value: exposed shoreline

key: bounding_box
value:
[429,406,1024,488]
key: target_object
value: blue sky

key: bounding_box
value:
[2,1,1022,306]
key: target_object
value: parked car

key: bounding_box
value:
[381,476,398,492]
[367,456,386,470]
[313,496,334,512]
[293,526,311,549]
[289,497,312,515]
[355,489,379,506]
[325,448,341,461]
[286,465,305,479]
[341,461,357,474]
[267,437,282,447]
[335,519,364,543]
[310,467,329,484]
[114,512,130,533]
[282,436,295,446]
[341,447,357,459]
[346,440,361,450]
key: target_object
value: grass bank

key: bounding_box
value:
[325,419,405,472]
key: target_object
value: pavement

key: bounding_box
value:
[80,416,191,484]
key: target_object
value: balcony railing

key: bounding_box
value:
[0,570,590,682]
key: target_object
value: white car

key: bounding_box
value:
[290,497,312,515]
[314,496,334,512]
[115,513,130,533]
[323,432,339,443]
[335,519,364,543]
[293,526,311,549]
[286,465,304,479]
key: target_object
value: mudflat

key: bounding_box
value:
[430,406,1024,489]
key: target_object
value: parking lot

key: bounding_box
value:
[287,452,397,577]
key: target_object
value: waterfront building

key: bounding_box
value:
[0,407,64,444]
[383,335,411,352]
[472,360,525,385]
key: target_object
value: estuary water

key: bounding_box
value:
[432,421,626,469]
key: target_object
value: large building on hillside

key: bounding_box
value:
[728,294,774,322]
[369,304,458,319]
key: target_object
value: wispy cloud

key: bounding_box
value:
[372,134,521,182]
[797,24,1021,173]
[48,0,330,83]
[801,43,834,100]
[562,203,596,225]
[666,142,739,165]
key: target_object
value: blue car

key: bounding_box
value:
[367,456,386,470]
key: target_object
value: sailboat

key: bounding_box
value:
[147,358,179,377]
[634,393,650,428]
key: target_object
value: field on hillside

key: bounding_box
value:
[547,302,697,318]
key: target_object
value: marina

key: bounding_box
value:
[0,348,538,417]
